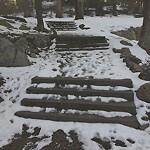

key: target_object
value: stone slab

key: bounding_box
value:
[26,87,134,101]
[21,98,136,115]
[15,111,140,129]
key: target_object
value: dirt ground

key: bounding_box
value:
[0,124,135,150]
[0,124,84,150]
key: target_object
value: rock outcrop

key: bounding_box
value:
[0,32,55,67]
[0,37,31,67]
[112,27,141,41]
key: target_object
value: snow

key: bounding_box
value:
[0,15,150,149]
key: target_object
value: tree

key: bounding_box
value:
[138,0,150,54]
[0,0,7,15]
[34,0,44,30]
[56,0,62,18]
[112,0,117,16]
[96,0,100,16]
[16,0,34,17]
[96,0,105,16]
[75,0,84,20]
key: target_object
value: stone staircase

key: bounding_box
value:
[46,21,78,31]
[15,77,140,129]
[55,35,109,51]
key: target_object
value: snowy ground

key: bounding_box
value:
[0,15,150,149]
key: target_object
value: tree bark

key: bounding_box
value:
[35,0,44,30]
[75,0,84,20]
[112,0,117,16]
[56,0,62,18]
[96,0,100,16]
[138,0,150,54]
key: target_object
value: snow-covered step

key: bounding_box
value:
[56,35,108,43]
[21,98,136,115]
[46,21,78,31]
[15,111,140,129]
[26,87,134,101]
[55,35,109,51]
[56,43,109,48]
[31,77,133,88]
[55,47,109,51]
[46,20,76,25]
[51,27,77,31]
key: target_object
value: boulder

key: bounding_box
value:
[26,34,50,48]
[0,37,30,67]
[139,69,150,81]
[0,38,17,67]
[112,27,141,40]
[120,48,131,58]
[13,38,31,66]
[112,48,122,53]
[126,61,142,72]
[120,40,133,46]
[136,83,150,103]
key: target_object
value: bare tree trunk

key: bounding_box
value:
[75,0,84,20]
[112,0,117,16]
[138,0,150,54]
[96,0,100,16]
[143,0,147,17]
[96,0,104,16]
[56,0,62,18]
[84,0,89,15]
[35,0,44,30]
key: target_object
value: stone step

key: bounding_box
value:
[51,27,77,31]
[26,87,134,101]
[21,98,136,115]
[46,21,76,25]
[56,36,108,43]
[15,111,140,129]
[50,24,77,26]
[51,25,77,28]
[31,77,133,88]
[46,21,77,31]
[55,47,109,51]
[56,43,109,48]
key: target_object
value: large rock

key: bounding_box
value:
[112,27,141,40]
[13,38,31,66]
[0,38,17,67]
[139,68,150,81]
[0,37,30,67]
[120,40,133,46]
[26,34,50,48]
[136,83,150,103]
